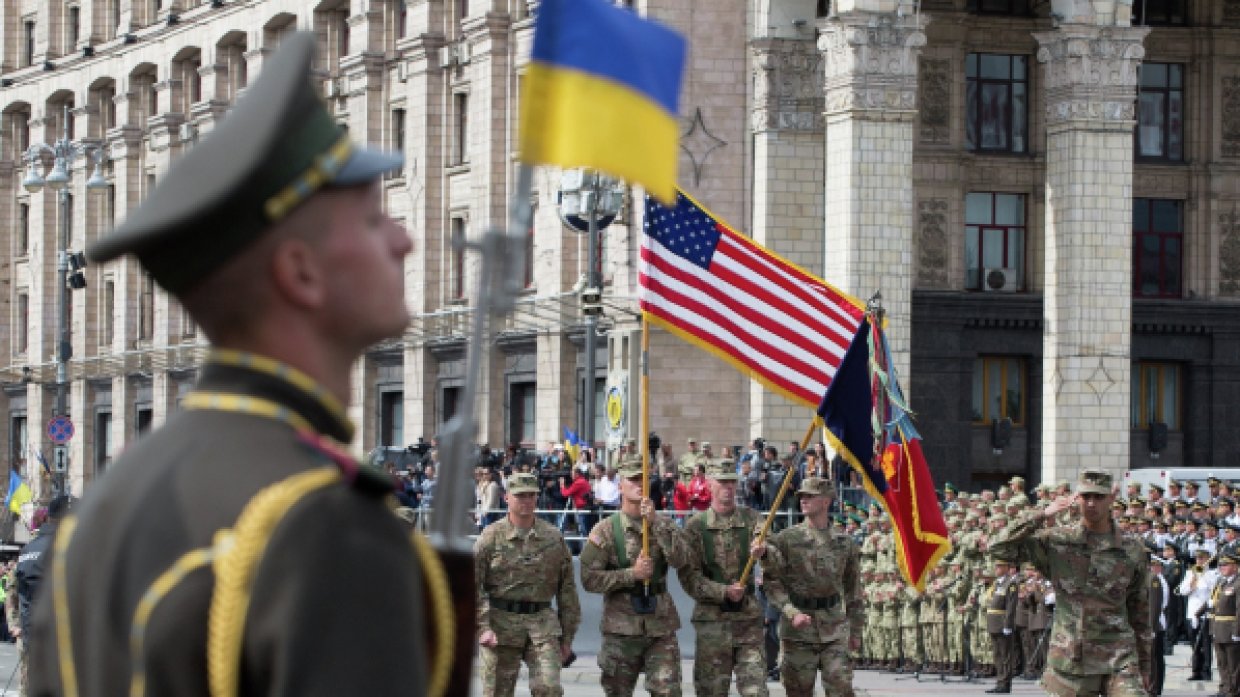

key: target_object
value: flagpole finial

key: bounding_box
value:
[866,291,884,321]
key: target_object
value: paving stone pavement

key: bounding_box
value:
[474,639,1220,696]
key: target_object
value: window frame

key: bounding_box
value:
[964,191,1027,291]
[965,53,1030,155]
[971,355,1027,426]
[1135,62,1185,162]
[1132,198,1183,299]
[1132,361,1182,430]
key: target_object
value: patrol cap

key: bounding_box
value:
[707,460,738,481]
[617,455,645,479]
[1169,479,1181,487]
[1149,483,1165,493]
[1195,547,1213,558]
[687,437,698,444]
[1221,552,1240,566]
[1185,480,1200,489]
[87,33,403,295]
[507,472,540,494]
[1009,476,1025,485]
[1076,469,1113,496]
[1210,476,1223,485]
[701,441,712,448]
[797,477,835,498]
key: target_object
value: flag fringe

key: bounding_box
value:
[825,423,950,593]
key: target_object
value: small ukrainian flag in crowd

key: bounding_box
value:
[5,470,32,514]
[519,0,687,203]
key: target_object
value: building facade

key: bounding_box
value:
[0,0,1235,501]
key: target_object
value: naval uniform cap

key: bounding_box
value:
[87,32,403,295]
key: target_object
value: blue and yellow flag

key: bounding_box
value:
[563,426,582,463]
[519,0,687,203]
[5,470,32,514]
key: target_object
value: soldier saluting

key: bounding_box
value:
[28,32,436,697]
[475,472,581,697]
[991,469,1153,696]
[581,456,694,697]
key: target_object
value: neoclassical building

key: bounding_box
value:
[0,0,1235,501]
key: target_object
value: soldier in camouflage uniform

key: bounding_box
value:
[581,457,695,696]
[763,477,863,696]
[678,438,704,484]
[898,578,923,672]
[947,558,971,674]
[475,472,581,697]
[680,460,770,696]
[991,469,1153,697]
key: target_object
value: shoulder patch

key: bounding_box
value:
[588,532,604,548]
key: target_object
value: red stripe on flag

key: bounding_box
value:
[710,259,853,356]
[639,289,825,405]
[640,247,842,378]
[717,231,865,330]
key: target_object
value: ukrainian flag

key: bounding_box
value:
[5,470,32,514]
[519,0,687,203]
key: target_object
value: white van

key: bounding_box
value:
[1122,468,1240,503]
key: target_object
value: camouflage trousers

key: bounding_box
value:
[875,626,897,661]
[1040,664,1149,697]
[946,621,964,663]
[901,626,923,664]
[924,622,945,664]
[691,619,768,697]
[779,639,854,697]
[16,637,25,697]
[480,635,563,697]
[598,632,682,697]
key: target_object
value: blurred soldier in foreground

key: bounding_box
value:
[28,33,433,697]
[581,458,694,696]
[764,477,863,697]
[1211,552,1240,697]
[475,472,580,696]
[992,469,1153,696]
[681,461,769,696]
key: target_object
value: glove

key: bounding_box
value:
[1003,628,1013,635]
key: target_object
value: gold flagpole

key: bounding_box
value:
[737,417,818,587]
[640,314,651,568]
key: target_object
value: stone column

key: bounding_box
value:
[749,37,828,443]
[817,12,927,382]
[1034,25,1147,482]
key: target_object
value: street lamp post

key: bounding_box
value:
[557,170,625,449]
[22,104,109,497]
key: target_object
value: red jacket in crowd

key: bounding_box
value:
[560,472,593,509]
[688,476,711,511]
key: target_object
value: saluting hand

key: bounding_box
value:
[1044,494,1075,519]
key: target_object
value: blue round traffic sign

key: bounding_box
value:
[48,415,74,444]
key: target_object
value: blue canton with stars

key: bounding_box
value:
[644,193,722,270]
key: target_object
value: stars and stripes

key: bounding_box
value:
[638,190,866,408]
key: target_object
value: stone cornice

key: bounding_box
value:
[1033,24,1149,125]
[816,12,928,117]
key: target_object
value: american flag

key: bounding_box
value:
[639,191,866,408]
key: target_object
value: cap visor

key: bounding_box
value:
[332,146,403,185]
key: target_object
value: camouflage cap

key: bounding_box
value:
[507,472,540,494]
[1076,469,1113,495]
[1169,479,1182,487]
[617,455,645,479]
[707,460,738,481]
[1009,476,1026,485]
[1056,480,1071,490]
[998,485,1011,496]
[687,436,698,444]
[797,477,835,498]
[701,441,712,448]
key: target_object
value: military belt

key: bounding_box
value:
[615,582,667,596]
[491,598,551,614]
[790,593,840,611]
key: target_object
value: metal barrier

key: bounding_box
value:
[410,506,809,541]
